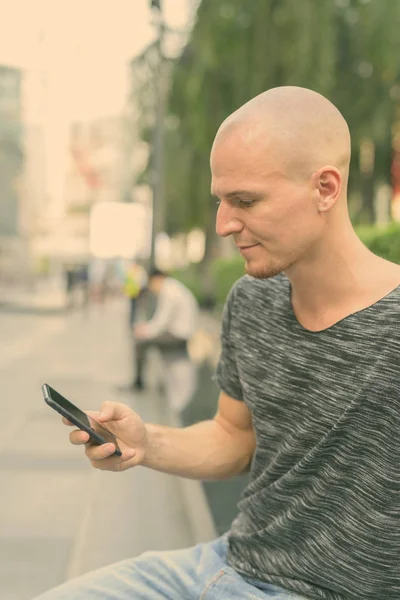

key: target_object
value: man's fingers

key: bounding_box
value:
[86,443,117,460]
[69,430,90,445]
[85,444,136,467]
[97,402,127,423]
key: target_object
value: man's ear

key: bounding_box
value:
[313,166,342,213]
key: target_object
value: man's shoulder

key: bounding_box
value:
[224,273,290,322]
[167,277,198,302]
[380,283,400,332]
[165,277,186,291]
[231,272,289,303]
[221,273,290,336]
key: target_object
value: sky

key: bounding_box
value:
[0,0,194,119]
[0,0,196,219]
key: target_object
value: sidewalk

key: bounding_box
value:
[0,276,223,365]
[0,278,67,313]
[0,297,217,600]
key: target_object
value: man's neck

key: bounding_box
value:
[285,235,400,332]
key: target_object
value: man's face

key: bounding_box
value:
[210,128,323,279]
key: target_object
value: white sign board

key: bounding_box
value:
[89,201,150,259]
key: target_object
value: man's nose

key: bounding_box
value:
[215,202,244,237]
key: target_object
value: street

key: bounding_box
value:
[0,299,215,600]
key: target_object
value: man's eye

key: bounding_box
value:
[238,199,256,207]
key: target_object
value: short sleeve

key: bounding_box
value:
[213,283,244,401]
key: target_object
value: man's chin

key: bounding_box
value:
[244,260,283,280]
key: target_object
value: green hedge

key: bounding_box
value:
[170,264,213,308]
[356,223,400,264]
[172,223,400,308]
[210,255,245,307]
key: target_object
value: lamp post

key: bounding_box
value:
[148,0,165,270]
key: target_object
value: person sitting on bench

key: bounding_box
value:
[132,268,199,390]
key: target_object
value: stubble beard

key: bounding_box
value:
[244,254,293,280]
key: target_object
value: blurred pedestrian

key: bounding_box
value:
[129,268,199,390]
[63,263,75,310]
[74,263,90,310]
[122,259,148,328]
[88,258,107,304]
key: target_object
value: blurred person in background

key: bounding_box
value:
[75,263,90,310]
[88,258,108,304]
[126,268,199,391]
[63,263,76,310]
[121,258,148,328]
[34,87,400,600]
[63,262,89,311]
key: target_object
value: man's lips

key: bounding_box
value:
[236,243,260,250]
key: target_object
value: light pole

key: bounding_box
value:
[149,0,165,270]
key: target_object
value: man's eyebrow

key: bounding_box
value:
[211,190,264,200]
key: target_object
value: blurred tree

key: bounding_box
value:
[132,0,400,279]
[164,0,337,254]
[331,0,400,222]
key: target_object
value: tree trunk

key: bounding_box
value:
[199,206,219,307]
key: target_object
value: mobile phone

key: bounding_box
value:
[42,383,122,457]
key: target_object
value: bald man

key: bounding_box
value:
[35,88,400,600]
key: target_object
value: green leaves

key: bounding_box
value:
[135,0,400,242]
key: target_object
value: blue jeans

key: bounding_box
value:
[33,536,308,599]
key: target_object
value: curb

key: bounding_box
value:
[167,407,218,544]
[0,301,67,315]
[149,352,218,544]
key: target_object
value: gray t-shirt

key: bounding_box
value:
[215,273,400,600]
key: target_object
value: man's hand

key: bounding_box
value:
[62,402,148,472]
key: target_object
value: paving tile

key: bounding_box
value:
[0,537,72,600]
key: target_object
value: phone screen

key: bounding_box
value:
[48,385,91,427]
[43,384,121,452]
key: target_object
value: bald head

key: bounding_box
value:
[211,88,354,280]
[214,86,351,185]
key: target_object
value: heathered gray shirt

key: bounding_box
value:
[215,273,400,600]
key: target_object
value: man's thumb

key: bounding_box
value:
[98,401,115,422]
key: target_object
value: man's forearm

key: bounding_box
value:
[142,419,255,481]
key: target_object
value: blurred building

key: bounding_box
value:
[0,64,25,279]
[0,63,51,280]
[67,116,125,208]
[34,115,126,270]
[20,69,48,275]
